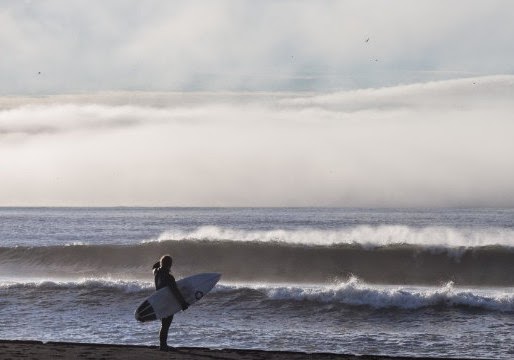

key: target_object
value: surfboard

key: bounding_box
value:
[135,272,221,322]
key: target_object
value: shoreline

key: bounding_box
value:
[0,340,476,360]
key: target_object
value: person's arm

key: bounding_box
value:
[167,276,189,310]
[152,262,160,276]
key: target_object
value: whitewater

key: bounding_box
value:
[0,207,513,359]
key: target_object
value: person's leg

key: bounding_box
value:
[159,315,174,350]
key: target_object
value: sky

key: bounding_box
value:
[1,1,514,206]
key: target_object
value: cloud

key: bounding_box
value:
[1,1,514,93]
[0,104,172,135]
[1,76,513,206]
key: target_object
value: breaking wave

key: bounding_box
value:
[153,225,514,249]
[1,277,512,313]
[217,278,514,313]
[0,278,152,293]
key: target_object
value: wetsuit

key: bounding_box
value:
[153,262,188,349]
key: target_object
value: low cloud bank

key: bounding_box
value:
[1,76,513,206]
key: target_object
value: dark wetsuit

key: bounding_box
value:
[153,263,188,349]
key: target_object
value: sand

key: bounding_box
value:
[0,340,472,360]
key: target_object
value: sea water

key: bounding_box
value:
[0,207,513,358]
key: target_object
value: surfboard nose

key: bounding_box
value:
[212,273,222,283]
[201,272,222,283]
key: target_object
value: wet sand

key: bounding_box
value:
[0,340,472,360]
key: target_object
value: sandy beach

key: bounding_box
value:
[0,340,475,360]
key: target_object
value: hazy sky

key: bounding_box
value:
[1,1,514,206]
[2,0,514,93]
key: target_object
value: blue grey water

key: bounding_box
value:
[0,208,513,358]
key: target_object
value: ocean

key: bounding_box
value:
[0,207,513,359]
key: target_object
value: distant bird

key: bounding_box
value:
[365,38,370,43]
[37,72,41,75]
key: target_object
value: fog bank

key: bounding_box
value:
[1,76,513,206]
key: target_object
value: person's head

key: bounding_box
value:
[160,255,173,270]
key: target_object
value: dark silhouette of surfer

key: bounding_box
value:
[152,255,189,351]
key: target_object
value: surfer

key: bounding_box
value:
[152,255,189,351]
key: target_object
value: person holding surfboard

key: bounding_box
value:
[152,255,189,352]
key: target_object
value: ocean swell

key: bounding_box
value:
[1,240,513,285]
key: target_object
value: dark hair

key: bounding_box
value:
[160,255,172,269]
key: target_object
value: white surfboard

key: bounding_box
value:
[135,272,221,322]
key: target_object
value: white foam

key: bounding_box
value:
[152,225,514,249]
